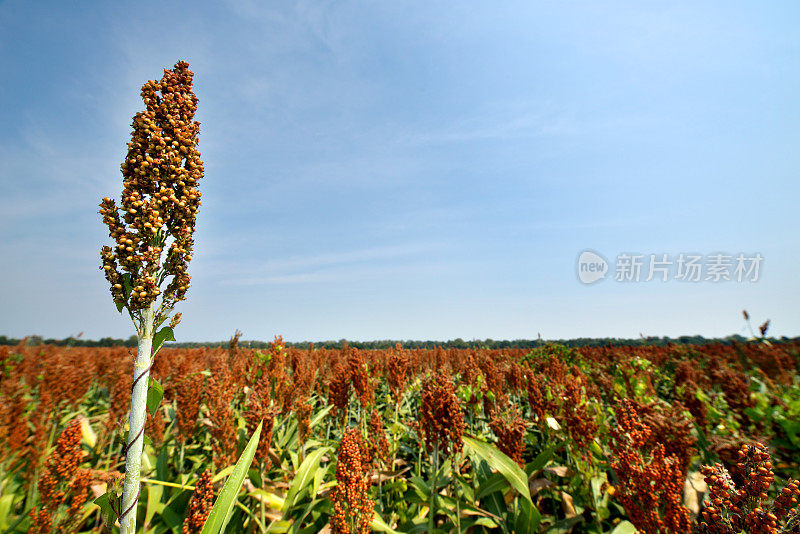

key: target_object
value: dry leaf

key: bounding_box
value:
[530,478,555,496]
[547,465,569,477]
[683,471,707,517]
[561,491,577,518]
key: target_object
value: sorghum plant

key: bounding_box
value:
[559,376,598,457]
[331,428,374,534]
[419,368,466,532]
[287,348,315,403]
[268,336,289,411]
[207,362,237,469]
[365,409,390,469]
[29,419,92,533]
[634,400,696,475]
[700,442,800,533]
[526,372,547,421]
[419,369,465,458]
[387,343,409,406]
[244,389,277,470]
[348,347,374,411]
[173,358,206,444]
[329,362,352,423]
[608,399,691,533]
[295,397,314,446]
[98,59,203,533]
[489,405,527,467]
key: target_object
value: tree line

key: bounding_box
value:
[2,333,797,350]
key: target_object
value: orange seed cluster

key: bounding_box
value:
[331,428,374,534]
[31,419,92,532]
[182,469,215,534]
[99,60,203,320]
[609,399,691,533]
[419,369,465,457]
[700,443,800,533]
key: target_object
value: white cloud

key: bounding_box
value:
[217,254,454,286]
[201,242,439,281]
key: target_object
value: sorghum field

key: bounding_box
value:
[1,336,800,533]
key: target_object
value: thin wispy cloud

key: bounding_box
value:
[221,256,456,287]
[205,243,440,281]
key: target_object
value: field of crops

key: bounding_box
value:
[1,337,799,533]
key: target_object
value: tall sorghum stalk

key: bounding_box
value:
[419,370,465,533]
[98,60,203,534]
[387,343,409,465]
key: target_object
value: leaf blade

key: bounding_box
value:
[146,378,163,417]
[152,326,175,355]
[282,446,331,513]
[200,422,262,534]
[463,436,532,503]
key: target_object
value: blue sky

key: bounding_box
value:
[1,1,798,342]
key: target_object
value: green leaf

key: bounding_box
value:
[590,475,606,504]
[514,497,542,534]
[463,436,531,503]
[156,445,169,481]
[778,419,800,442]
[610,520,638,534]
[147,378,164,417]
[152,326,175,355]
[247,489,285,510]
[460,517,500,531]
[264,520,292,533]
[122,274,133,298]
[283,447,331,513]
[211,465,235,484]
[309,404,333,429]
[473,459,506,518]
[312,463,326,498]
[160,503,184,529]
[476,472,508,501]
[526,441,565,475]
[545,515,584,533]
[404,520,433,534]
[407,476,431,502]
[457,476,474,502]
[288,497,327,534]
[0,493,15,529]
[94,493,117,527]
[371,511,401,533]
[145,483,163,527]
[200,422,262,534]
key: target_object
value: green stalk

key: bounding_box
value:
[454,450,461,534]
[178,439,185,474]
[119,301,155,534]
[260,464,266,530]
[428,446,439,534]
[392,401,400,468]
